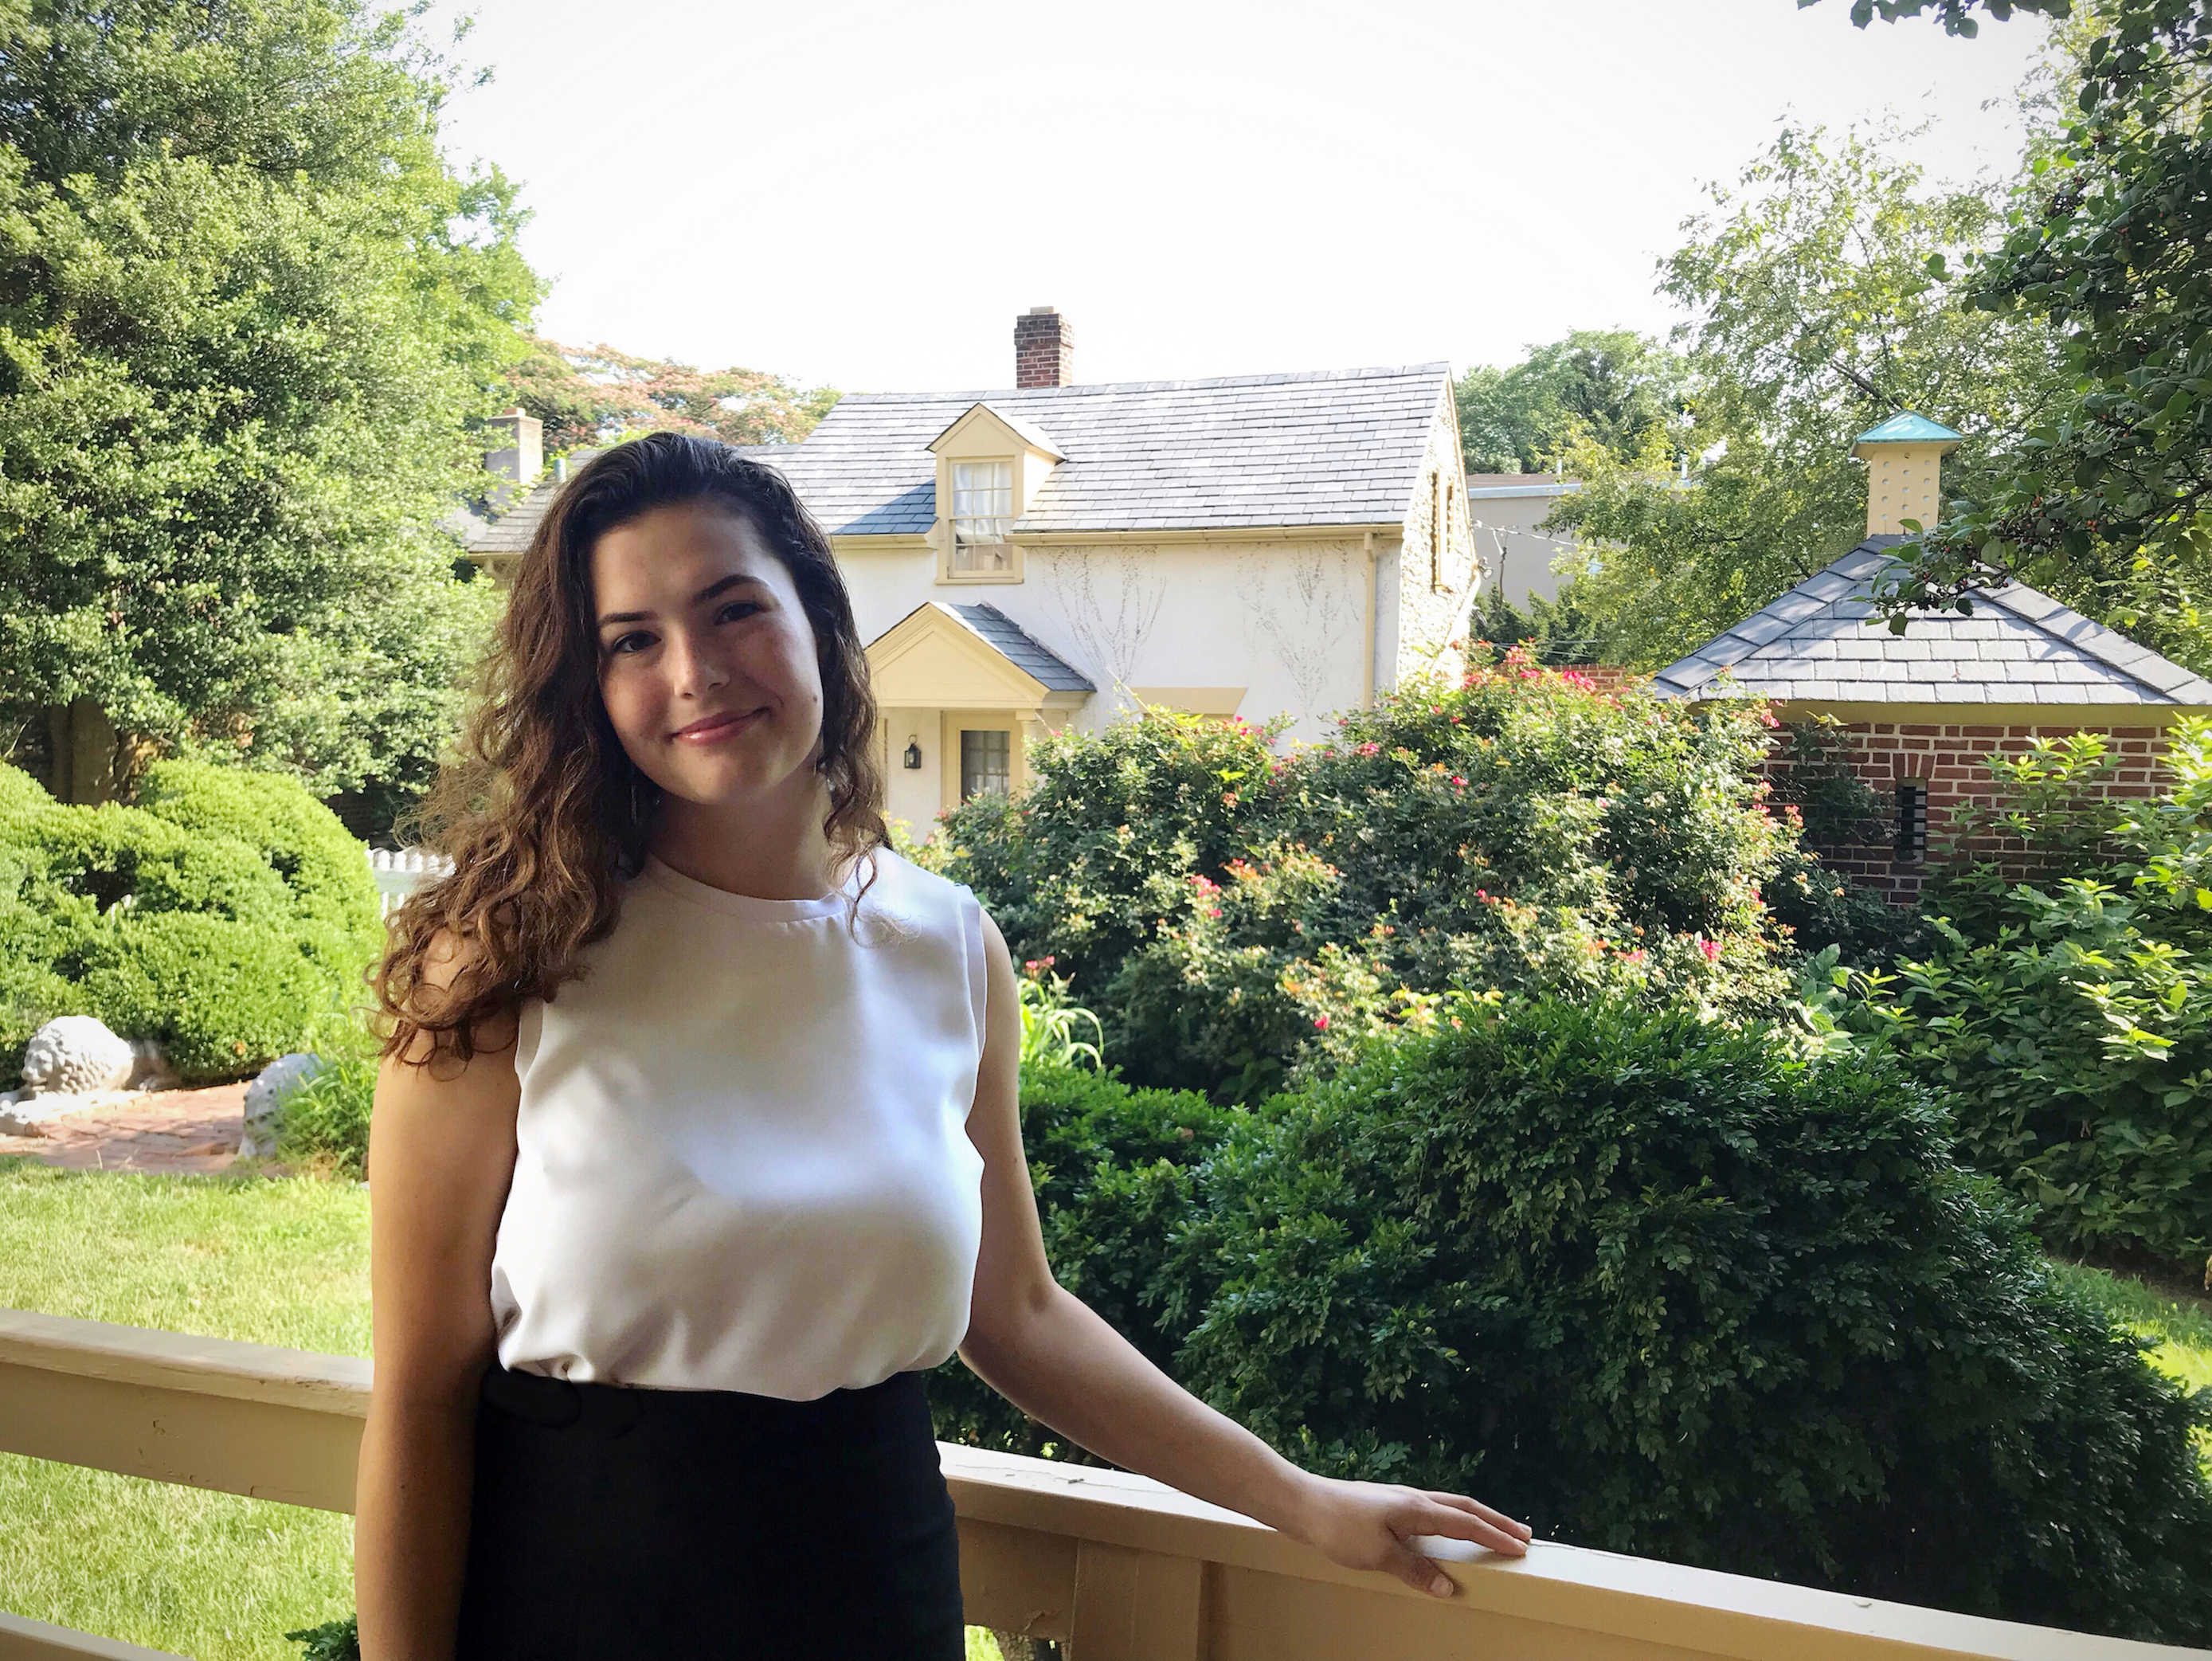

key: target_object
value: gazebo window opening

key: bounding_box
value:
[1895,782,1928,864]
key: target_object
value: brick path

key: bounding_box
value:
[0,1082,248,1173]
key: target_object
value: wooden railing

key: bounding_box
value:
[0,1307,2202,1661]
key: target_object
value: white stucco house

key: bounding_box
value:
[469,310,1478,836]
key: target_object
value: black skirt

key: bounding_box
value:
[454,1363,965,1660]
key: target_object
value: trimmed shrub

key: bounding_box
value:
[0,762,380,1084]
[133,759,382,938]
[942,660,1795,1102]
[1165,997,2212,1643]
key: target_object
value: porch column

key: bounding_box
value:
[1015,711,1046,793]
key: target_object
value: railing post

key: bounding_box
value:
[1067,1540,1206,1661]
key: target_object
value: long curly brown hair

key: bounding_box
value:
[370,433,889,1067]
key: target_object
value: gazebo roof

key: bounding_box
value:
[1650,538,2212,709]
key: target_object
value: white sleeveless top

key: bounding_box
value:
[487,846,990,1400]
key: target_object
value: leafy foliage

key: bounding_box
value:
[285,1616,358,1661]
[940,663,1795,1103]
[1168,995,2212,1642]
[1549,121,2066,668]
[1862,883,2212,1263]
[503,336,840,458]
[1454,329,1687,476]
[0,0,536,805]
[1831,717,2212,1264]
[1856,0,2212,670]
[934,999,2212,1640]
[1014,959,1105,1072]
[0,759,379,1083]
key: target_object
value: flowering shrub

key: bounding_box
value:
[940,656,1795,1099]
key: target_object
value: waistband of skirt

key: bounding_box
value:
[478,1361,926,1432]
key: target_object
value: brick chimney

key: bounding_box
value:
[1014,307,1074,389]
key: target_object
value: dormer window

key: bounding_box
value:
[952,460,1013,574]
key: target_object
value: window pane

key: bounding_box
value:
[961,728,1011,799]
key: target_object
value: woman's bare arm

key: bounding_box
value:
[354,935,523,1661]
[957,911,1530,1599]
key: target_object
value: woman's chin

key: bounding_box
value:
[663,755,820,809]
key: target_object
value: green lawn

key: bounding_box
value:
[0,1161,367,1661]
[0,1159,1015,1660]
[2049,1258,2212,1441]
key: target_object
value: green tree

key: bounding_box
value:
[1546,121,2066,667]
[1454,328,1686,476]
[1826,0,2212,675]
[506,336,840,459]
[0,0,541,815]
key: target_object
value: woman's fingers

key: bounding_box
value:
[1407,1502,1527,1557]
[1423,1489,1533,1541]
[1380,1534,1462,1598]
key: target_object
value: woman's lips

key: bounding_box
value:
[672,708,763,744]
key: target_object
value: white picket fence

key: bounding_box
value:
[365,846,452,919]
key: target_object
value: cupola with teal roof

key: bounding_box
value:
[1852,411,1962,537]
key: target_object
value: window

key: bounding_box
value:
[1894,782,1927,864]
[961,728,1010,800]
[951,460,1013,574]
[1430,472,1442,591]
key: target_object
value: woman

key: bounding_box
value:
[352,433,1530,1659]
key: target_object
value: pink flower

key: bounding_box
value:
[1357,742,1381,757]
[1697,937,1720,964]
[1313,1015,1331,1030]
[1451,776,1466,788]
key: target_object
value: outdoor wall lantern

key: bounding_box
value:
[903,737,922,770]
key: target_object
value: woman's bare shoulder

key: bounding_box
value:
[388,924,521,1079]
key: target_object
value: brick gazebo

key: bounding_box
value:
[1649,416,2212,901]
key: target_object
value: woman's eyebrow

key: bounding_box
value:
[597,572,765,628]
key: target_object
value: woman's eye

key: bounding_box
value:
[608,632,649,656]
[717,600,761,623]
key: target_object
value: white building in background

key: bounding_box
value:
[1462,474,1586,609]
[471,310,1481,840]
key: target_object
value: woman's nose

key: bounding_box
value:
[665,626,730,699]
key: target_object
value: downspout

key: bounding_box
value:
[1361,530,1378,706]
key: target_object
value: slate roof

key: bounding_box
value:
[463,448,609,556]
[465,366,1448,553]
[945,603,1094,692]
[1651,538,2212,708]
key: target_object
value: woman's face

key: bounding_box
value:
[592,499,826,813]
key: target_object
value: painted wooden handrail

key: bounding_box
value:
[0,1308,2204,1661]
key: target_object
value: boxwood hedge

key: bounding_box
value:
[0,761,381,1084]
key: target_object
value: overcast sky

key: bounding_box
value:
[431,0,2053,396]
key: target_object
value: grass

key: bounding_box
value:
[0,1159,1014,1660]
[0,1160,367,1660]
[2050,1257,2212,1400]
